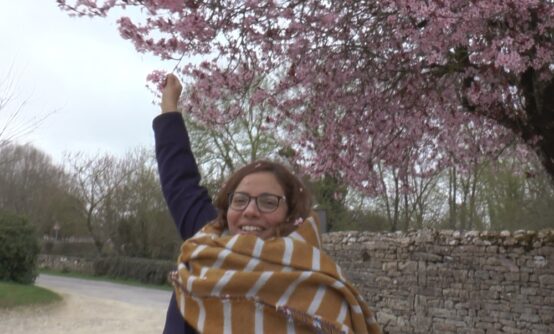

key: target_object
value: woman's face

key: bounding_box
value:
[227,172,288,239]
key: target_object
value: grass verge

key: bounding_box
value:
[0,281,61,309]
[39,269,173,291]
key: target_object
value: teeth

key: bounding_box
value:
[241,225,262,232]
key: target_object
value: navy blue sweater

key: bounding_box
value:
[153,112,217,334]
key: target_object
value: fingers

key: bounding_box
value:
[161,74,182,113]
[163,74,182,93]
[163,73,176,88]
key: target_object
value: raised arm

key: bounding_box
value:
[153,74,217,240]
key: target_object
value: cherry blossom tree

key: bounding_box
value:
[58,0,554,194]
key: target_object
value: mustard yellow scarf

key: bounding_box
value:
[170,215,381,334]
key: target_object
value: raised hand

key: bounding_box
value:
[161,73,183,113]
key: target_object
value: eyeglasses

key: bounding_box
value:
[228,192,286,213]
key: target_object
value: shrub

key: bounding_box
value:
[93,256,175,285]
[41,240,98,258]
[0,212,40,284]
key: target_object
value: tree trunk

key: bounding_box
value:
[448,167,458,229]
[515,70,554,179]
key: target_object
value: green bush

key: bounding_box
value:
[93,256,175,285]
[0,212,40,284]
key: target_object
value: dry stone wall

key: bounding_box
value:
[322,229,554,334]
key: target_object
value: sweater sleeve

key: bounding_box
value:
[153,112,217,240]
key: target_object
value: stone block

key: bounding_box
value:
[482,302,511,312]
[386,297,412,311]
[375,275,392,286]
[538,307,554,323]
[474,321,496,330]
[475,270,491,280]
[521,287,537,296]
[443,289,460,298]
[501,325,521,333]
[531,256,547,268]
[505,272,521,281]
[486,245,499,253]
[500,230,512,238]
[539,274,554,286]
[528,324,553,333]
[527,296,544,305]
[519,312,541,323]
[432,319,466,332]
[398,260,418,272]
[503,238,518,246]
[376,310,397,325]
[412,252,442,262]
[458,329,485,334]
[414,294,427,309]
[411,314,432,330]
[428,307,457,318]
[382,261,398,271]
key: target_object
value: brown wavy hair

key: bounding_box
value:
[214,160,312,237]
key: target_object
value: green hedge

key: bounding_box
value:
[0,212,40,284]
[93,256,176,285]
[42,240,98,258]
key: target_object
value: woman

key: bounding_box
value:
[154,74,380,333]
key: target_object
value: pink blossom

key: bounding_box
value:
[59,0,554,190]
[146,70,167,92]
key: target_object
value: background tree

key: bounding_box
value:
[65,152,131,255]
[306,175,349,232]
[374,160,444,232]
[102,148,181,258]
[0,143,84,237]
[0,67,51,153]
[180,77,284,194]
[478,154,554,231]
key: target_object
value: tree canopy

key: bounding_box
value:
[59,0,554,194]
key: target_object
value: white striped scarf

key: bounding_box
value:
[170,215,381,334]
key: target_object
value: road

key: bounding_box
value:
[35,274,172,308]
[0,274,173,334]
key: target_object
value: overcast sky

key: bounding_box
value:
[0,1,174,164]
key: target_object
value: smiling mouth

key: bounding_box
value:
[240,225,263,233]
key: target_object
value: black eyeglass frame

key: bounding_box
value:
[228,192,286,213]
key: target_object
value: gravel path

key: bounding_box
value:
[0,274,172,334]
